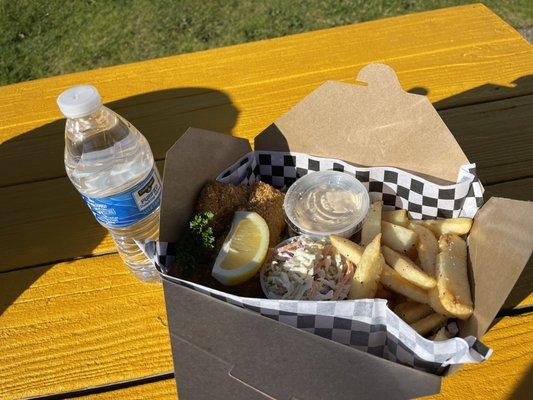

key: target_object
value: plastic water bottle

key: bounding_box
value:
[58,85,161,283]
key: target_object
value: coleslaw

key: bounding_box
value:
[261,236,354,300]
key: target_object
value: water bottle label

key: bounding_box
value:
[81,167,162,227]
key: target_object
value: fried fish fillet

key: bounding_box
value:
[196,181,286,246]
[195,182,249,233]
[245,181,286,246]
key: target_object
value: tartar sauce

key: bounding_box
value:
[284,170,370,238]
[293,185,361,231]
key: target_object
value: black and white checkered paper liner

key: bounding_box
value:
[216,151,484,219]
[141,151,489,375]
[151,273,491,375]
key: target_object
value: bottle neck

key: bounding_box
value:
[65,105,117,139]
[65,105,134,162]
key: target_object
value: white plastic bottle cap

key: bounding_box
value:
[57,85,102,118]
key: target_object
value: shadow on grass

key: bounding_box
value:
[0,87,239,316]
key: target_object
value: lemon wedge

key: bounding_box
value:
[212,211,270,286]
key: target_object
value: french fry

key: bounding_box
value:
[410,313,448,336]
[349,234,384,299]
[380,264,428,304]
[430,326,452,341]
[409,222,438,277]
[381,221,417,257]
[382,245,436,289]
[376,283,404,309]
[394,302,433,324]
[412,218,473,238]
[361,201,383,246]
[428,234,473,320]
[382,209,409,227]
[375,283,390,298]
[330,235,364,265]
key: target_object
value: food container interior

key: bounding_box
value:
[157,64,533,398]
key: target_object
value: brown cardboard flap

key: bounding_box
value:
[461,197,533,337]
[160,128,251,243]
[164,279,442,400]
[170,334,268,399]
[255,63,469,183]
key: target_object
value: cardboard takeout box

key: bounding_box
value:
[158,64,533,399]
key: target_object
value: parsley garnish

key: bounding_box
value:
[175,212,215,276]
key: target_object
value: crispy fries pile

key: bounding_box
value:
[330,201,474,339]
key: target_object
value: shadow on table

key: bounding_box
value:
[408,76,533,315]
[510,363,533,399]
[0,87,239,316]
[1,75,531,320]
[409,75,533,110]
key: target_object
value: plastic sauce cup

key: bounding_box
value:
[283,170,370,238]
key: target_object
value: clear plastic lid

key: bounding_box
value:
[283,170,370,238]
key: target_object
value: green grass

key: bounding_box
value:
[1,0,531,86]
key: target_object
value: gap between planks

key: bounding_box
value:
[2,89,533,190]
[23,372,175,400]
[19,312,533,400]
[2,5,533,187]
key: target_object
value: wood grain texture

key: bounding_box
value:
[0,160,163,272]
[0,249,525,398]
[0,254,173,399]
[1,252,530,400]
[84,379,177,399]
[0,5,531,399]
[427,314,533,400]
[59,315,533,400]
[485,176,533,202]
[0,4,532,187]
[0,4,527,131]
[0,229,528,399]
[2,97,532,272]
[0,251,530,399]
[439,95,533,185]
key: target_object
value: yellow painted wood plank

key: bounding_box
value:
[0,5,529,399]
[427,314,533,400]
[439,95,533,185]
[68,315,533,400]
[0,254,530,398]
[0,254,173,399]
[0,4,527,128]
[484,176,533,203]
[0,160,163,273]
[304,85,532,182]
[2,94,532,272]
[1,4,532,187]
[84,379,177,400]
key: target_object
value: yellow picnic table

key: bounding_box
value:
[1,3,531,399]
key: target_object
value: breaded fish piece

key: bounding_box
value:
[196,182,249,233]
[245,182,286,246]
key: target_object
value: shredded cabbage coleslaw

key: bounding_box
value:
[261,236,354,300]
